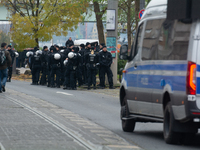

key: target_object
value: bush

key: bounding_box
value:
[117,54,127,75]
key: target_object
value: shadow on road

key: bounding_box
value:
[133,131,200,147]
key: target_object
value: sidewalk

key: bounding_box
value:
[0,93,87,150]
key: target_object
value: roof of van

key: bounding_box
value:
[141,0,167,20]
[146,0,167,9]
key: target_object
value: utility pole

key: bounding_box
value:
[106,0,118,85]
[12,0,17,73]
[140,0,145,10]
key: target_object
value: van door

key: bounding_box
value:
[126,23,144,114]
[136,19,164,116]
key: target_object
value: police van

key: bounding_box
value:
[119,0,200,144]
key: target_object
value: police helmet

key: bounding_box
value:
[68,52,74,59]
[26,51,33,57]
[54,53,61,60]
[36,50,42,56]
[26,52,30,57]
[15,52,19,57]
[63,60,68,66]
[60,49,65,53]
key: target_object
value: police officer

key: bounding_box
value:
[7,45,16,82]
[63,44,74,89]
[83,42,92,85]
[40,46,49,85]
[30,50,42,85]
[79,44,85,84]
[59,47,66,86]
[99,45,115,89]
[65,37,74,48]
[47,46,54,87]
[85,48,98,90]
[94,42,100,52]
[97,43,105,87]
[48,46,63,88]
[74,47,83,86]
[64,48,79,90]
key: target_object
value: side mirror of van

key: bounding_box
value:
[119,44,128,60]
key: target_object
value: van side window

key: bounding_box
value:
[157,20,191,60]
[130,23,143,59]
[142,19,164,60]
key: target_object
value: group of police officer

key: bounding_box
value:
[27,41,115,90]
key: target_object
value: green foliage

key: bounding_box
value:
[117,54,127,75]
[2,0,88,50]
[118,0,136,33]
[0,31,10,45]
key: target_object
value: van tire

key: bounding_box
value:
[121,102,135,132]
[163,102,181,144]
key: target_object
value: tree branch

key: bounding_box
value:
[29,0,35,16]
[7,0,25,17]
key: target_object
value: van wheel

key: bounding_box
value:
[121,101,135,132]
[163,102,181,144]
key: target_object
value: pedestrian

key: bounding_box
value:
[0,43,12,93]
[99,45,115,89]
[85,48,98,90]
[7,45,16,82]
[65,37,74,48]
[40,46,49,85]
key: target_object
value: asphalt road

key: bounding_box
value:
[6,80,200,150]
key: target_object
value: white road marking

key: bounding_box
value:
[56,91,73,96]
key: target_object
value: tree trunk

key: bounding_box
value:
[135,0,140,30]
[35,37,39,47]
[127,0,132,49]
[93,1,105,44]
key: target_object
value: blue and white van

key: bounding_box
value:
[119,0,200,144]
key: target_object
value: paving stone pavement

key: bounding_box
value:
[0,93,88,150]
[0,88,143,150]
